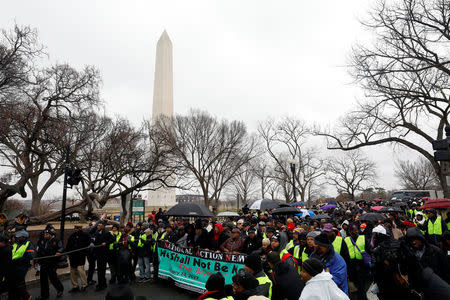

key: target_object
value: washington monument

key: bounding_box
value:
[147,30,176,207]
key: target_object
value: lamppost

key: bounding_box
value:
[289,159,297,201]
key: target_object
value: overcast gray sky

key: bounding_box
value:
[1,0,418,199]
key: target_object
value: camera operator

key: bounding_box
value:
[371,225,450,300]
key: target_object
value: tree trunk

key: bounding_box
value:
[120,194,127,226]
[29,177,41,216]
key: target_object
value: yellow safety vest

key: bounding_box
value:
[279,249,288,259]
[138,233,147,247]
[12,241,30,260]
[293,245,301,259]
[285,240,294,251]
[344,235,365,260]
[447,222,450,231]
[263,233,267,239]
[428,216,443,235]
[332,236,343,254]
[109,232,122,250]
[301,248,309,263]
[256,274,273,299]
[152,231,166,251]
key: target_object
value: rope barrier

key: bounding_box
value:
[32,244,104,261]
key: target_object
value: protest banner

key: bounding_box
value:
[157,241,246,293]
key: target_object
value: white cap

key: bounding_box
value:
[372,225,387,235]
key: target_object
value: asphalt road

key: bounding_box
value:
[27,275,198,300]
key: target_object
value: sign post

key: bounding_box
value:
[132,199,145,222]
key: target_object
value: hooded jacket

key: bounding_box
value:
[209,223,229,251]
[299,271,349,300]
[310,246,348,295]
[270,261,304,300]
[405,227,449,283]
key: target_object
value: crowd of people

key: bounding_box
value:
[0,201,450,300]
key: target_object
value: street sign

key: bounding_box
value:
[132,199,145,216]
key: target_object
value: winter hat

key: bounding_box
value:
[205,272,225,292]
[307,231,321,239]
[287,223,295,230]
[314,232,331,247]
[360,223,367,230]
[302,258,323,277]
[322,223,333,232]
[293,228,303,235]
[267,251,281,265]
[266,227,276,233]
[105,284,134,300]
[244,255,262,273]
[233,271,259,290]
[372,225,387,235]
[112,224,120,230]
[271,233,281,241]
[142,222,149,228]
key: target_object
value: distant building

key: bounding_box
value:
[176,194,204,204]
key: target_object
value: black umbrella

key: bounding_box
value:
[379,206,403,213]
[272,207,301,215]
[164,203,214,217]
[278,203,291,208]
[249,199,280,210]
[393,202,407,207]
[311,214,331,220]
[359,212,386,222]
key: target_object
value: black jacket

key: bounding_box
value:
[93,229,113,255]
[36,236,64,266]
[405,227,449,283]
[270,261,304,300]
[66,230,90,266]
[194,229,211,249]
[243,236,262,255]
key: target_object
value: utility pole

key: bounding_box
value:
[60,145,70,243]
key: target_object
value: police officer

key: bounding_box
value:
[9,231,34,300]
[92,220,112,291]
[35,230,64,300]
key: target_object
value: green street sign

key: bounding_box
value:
[132,200,145,216]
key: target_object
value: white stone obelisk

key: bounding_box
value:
[147,30,176,207]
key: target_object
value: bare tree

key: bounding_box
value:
[258,118,325,204]
[0,25,100,211]
[395,157,439,189]
[159,110,257,207]
[251,157,277,199]
[228,163,258,207]
[316,0,450,197]
[326,151,377,200]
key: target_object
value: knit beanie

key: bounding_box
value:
[306,231,321,239]
[314,232,331,247]
[302,258,323,277]
[205,272,225,292]
[245,254,262,273]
